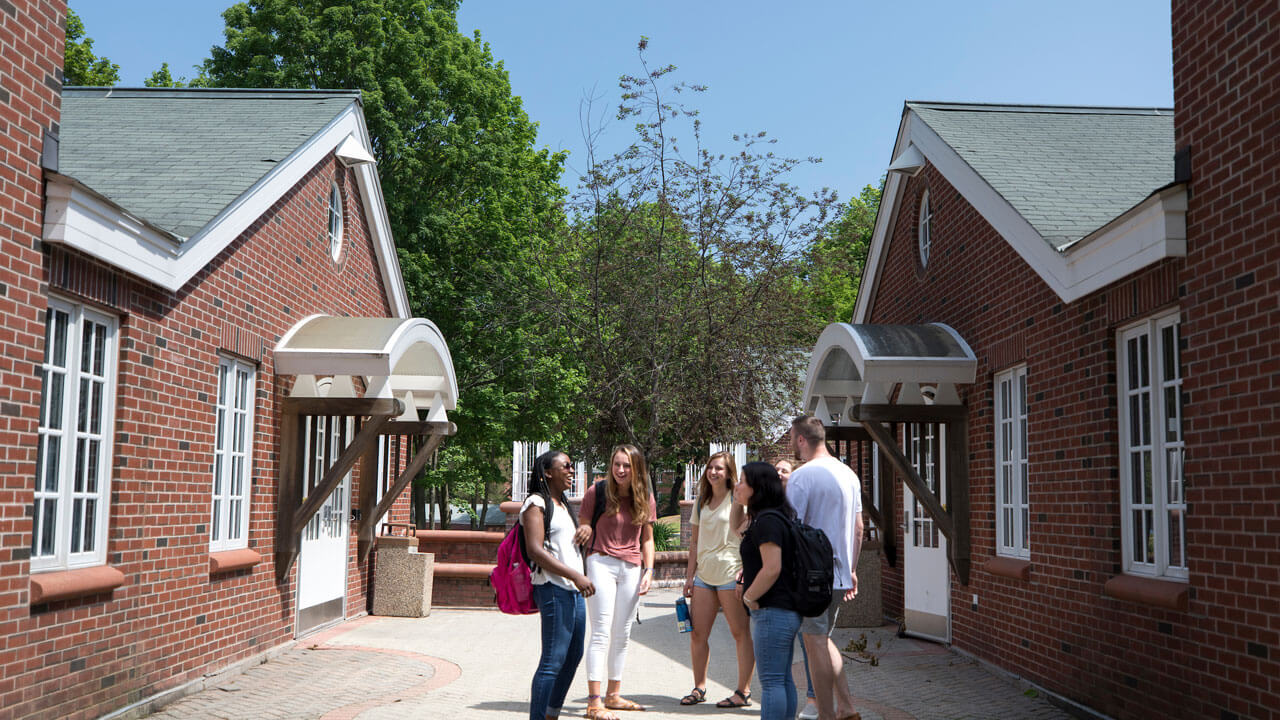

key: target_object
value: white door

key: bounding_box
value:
[298,415,351,635]
[902,422,950,642]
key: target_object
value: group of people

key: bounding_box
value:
[523,416,864,720]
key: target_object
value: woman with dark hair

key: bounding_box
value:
[577,443,657,718]
[734,461,802,720]
[522,450,595,720]
[679,451,753,708]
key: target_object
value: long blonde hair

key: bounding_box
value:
[697,451,738,509]
[605,444,651,526]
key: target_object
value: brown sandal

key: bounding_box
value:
[584,701,621,720]
[716,689,752,708]
[603,693,646,711]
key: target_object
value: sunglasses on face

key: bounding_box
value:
[559,461,574,470]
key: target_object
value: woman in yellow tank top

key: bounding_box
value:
[679,451,754,708]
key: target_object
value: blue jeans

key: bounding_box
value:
[751,606,802,720]
[531,583,586,720]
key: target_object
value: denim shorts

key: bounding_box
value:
[693,577,738,592]
[798,592,842,636]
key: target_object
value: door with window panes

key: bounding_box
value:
[902,422,950,642]
[297,414,353,634]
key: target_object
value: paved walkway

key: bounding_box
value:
[146,587,1071,719]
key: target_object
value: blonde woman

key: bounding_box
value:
[679,451,753,708]
[578,444,657,718]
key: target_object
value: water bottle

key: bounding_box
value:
[675,596,693,633]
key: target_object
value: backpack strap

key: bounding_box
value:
[588,480,606,553]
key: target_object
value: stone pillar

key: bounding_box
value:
[371,535,434,617]
[678,500,695,549]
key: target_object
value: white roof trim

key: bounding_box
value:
[42,101,410,317]
[275,315,458,412]
[853,107,1185,320]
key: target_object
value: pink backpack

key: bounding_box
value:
[490,522,537,614]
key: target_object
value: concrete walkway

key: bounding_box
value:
[145,587,1071,719]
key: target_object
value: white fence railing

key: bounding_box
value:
[514,441,745,504]
[511,441,587,500]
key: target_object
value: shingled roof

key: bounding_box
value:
[907,102,1174,250]
[59,88,359,239]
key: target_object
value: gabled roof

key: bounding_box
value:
[44,88,410,315]
[908,102,1174,250]
[854,101,1186,317]
[60,88,356,239]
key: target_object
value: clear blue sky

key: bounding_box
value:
[74,0,1173,204]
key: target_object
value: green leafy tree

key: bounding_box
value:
[64,8,119,86]
[803,182,882,324]
[202,0,583,527]
[544,40,835,511]
[144,62,212,88]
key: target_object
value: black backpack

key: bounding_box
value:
[757,508,834,617]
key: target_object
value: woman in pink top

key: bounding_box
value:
[577,444,656,719]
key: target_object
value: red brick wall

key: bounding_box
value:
[1173,2,1280,718]
[0,0,65,716]
[0,134,411,717]
[865,162,1220,719]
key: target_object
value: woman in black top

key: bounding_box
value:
[734,461,802,720]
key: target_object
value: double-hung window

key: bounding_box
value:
[994,365,1029,558]
[211,357,255,551]
[32,298,118,571]
[1118,311,1186,580]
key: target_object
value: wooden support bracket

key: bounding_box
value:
[292,414,393,532]
[275,400,402,582]
[856,403,967,424]
[878,438,897,568]
[357,427,452,561]
[861,418,970,584]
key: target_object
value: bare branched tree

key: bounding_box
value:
[537,39,836,510]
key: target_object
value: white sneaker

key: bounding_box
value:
[798,701,819,720]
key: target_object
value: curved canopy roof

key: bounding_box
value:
[802,323,976,423]
[275,315,458,419]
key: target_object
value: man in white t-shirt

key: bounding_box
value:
[787,415,863,720]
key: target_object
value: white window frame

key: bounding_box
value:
[994,365,1030,559]
[210,356,256,551]
[32,297,118,572]
[917,189,932,268]
[1117,310,1187,580]
[328,181,344,261]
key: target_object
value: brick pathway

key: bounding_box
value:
[141,588,1073,719]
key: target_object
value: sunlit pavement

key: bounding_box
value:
[145,586,1071,719]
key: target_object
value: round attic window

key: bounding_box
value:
[918,189,932,268]
[328,181,344,261]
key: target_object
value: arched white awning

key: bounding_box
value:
[274,314,457,422]
[802,322,976,424]
[271,315,459,578]
[801,322,977,585]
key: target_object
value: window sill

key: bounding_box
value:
[984,556,1031,581]
[30,565,126,605]
[1104,573,1188,611]
[209,548,262,574]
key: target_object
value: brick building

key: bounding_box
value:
[800,4,1277,719]
[0,4,458,718]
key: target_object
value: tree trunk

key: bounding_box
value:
[436,483,451,530]
[663,473,684,516]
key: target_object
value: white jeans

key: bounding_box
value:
[584,553,643,682]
